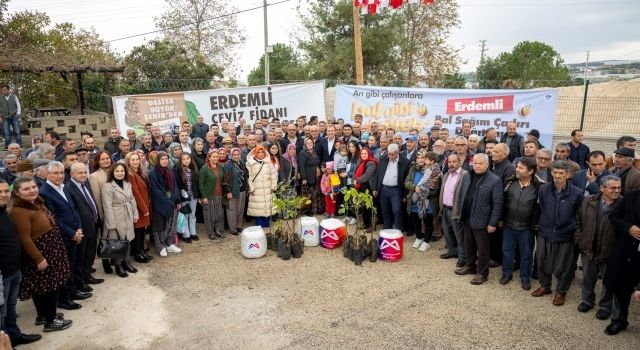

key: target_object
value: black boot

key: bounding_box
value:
[114,264,128,278]
[122,261,138,273]
[102,259,113,274]
[134,254,150,263]
[142,251,154,260]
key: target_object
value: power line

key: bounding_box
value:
[106,0,292,43]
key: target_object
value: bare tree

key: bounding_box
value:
[155,0,246,77]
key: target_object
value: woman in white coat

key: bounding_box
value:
[246,145,277,228]
[102,163,139,278]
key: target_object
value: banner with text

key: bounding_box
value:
[334,85,559,147]
[112,81,326,135]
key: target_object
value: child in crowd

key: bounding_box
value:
[320,162,341,217]
[333,142,348,219]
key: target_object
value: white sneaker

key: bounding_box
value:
[167,244,182,253]
[413,238,424,249]
[418,242,431,252]
[348,217,357,225]
[159,248,168,257]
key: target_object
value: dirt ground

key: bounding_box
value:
[16,222,640,350]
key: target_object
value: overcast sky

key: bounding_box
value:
[9,0,640,82]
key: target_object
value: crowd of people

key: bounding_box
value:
[0,112,639,348]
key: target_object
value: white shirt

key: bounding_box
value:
[382,158,399,187]
[327,137,335,155]
[46,179,68,202]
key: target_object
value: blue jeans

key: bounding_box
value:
[2,115,21,148]
[1,271,23,340]
[502,226,534,282]
[379,185,402,230]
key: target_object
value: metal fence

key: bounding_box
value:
[554,95,640,138]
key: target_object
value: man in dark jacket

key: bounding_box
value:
[574,175,621,320]
[569,129,590,169]
[572,150,609,196]
[190,115,209,140]
[103,128,123,155]
[490,143,515,267]
[500,157,540,290]
[603,188,640,335]
[0,179,42,347]
[454,153,503,285]
[531,160,583,306]
[610,147,640,195]
[374,143,409,231]
[499,122,524,162]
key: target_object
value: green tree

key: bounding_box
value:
[298,0,460,85]
[122,39,223,94]
[247,43,306,86]
[155,0,245,78]
[476,41,570,88]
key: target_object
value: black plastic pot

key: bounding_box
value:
[281,243,292,260]
[277,238,284,257]
[266,233,274,250]
[369,239,379,263]
[353,245,363,265]
[343,236,352,258]
[292,240,302,258]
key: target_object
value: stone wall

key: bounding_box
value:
[23,113,115,147]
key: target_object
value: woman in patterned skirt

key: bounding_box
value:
[198,149,226,239]
[9,177,73,332]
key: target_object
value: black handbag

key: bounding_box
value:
[97,230,129,259]
[179,202,192,214]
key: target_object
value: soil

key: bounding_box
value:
[16,220,640,350]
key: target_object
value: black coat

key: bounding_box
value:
[463,171,504,230]
[174,166,201,200]
[605,189,640,293]
[298,148,321,185]
[319,138,338,164]
[66,181,99,241]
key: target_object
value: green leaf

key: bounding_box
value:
[185,100,199,125]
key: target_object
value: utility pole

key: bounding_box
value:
[583,50,590,82]
[479,40,487,64]
[263,0,270,85]
[352,4,364,85]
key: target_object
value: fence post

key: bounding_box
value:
[579,79,589,130]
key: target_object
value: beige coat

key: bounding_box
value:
[101,181,138,241]
[246,151,277,217]
[89,169,108,219]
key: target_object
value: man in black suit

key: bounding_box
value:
[66,163,104,291]
[38,161,88,310]
[319,124,337,164]
[279,123,303,154]
[374,143,409,231]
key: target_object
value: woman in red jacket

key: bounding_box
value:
[124,152,152,263]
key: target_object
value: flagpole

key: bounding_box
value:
[352,4,364,85]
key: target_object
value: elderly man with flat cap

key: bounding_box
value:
[610,147,640,195]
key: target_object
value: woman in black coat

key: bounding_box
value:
[298,137,322,214]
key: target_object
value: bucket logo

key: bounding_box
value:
[446,95,514,115]
[321,229,339,241]
[248,243,260,250]
[303,229,314,236]
[380,238,401,252]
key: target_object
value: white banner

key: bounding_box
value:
[334,85,559,147]
[112,81,326,135]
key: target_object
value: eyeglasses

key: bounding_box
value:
[537,157,551,161]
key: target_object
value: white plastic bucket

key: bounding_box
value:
[240,226,267,259]
[298,216,320,246]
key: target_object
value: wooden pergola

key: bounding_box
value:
[0,64,124,115]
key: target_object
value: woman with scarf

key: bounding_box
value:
[198,149,225,239]
[101,163,139,277]
[218,148,228,164]
[124,152,153,263]
[223,148,248,235]
[148,152,181,257]
[268,142,294,185]
[353,147,378,229]
[191,138,207,169]
[282,143,299,191]
[246,145,277,228]
[174,153,200,242]
[298,137,323,214]
[341,140,361,224]
[168,143,182,169]
[404,150,441,252]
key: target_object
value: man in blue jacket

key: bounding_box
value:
[531,160,583,306]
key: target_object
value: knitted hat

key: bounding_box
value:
[325,161,334,170]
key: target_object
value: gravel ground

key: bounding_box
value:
[16,222,640,349]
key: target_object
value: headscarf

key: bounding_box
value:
[218,148,228,163]
[205,148,218,169]
[155,151,174,191]
[354,147,378,189]
[253,145,267,161]
[168,142,182,167]
[282,143,297,168]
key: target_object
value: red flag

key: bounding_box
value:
[390,0,403,8]
[423,0,435,4]
[368,0,380,14]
